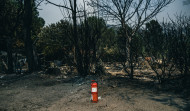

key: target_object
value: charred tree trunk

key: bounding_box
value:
[24,0,36,72]
[121,19,134,79]
[92,39,96,63]
[84,10,90,75]
[33,44,39,70]
[129,39,134,79]
[7,36,13,74]
[72,0,84,76]
[84,29,90,75]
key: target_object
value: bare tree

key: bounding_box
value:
[45,0,87,76]
[45,0,107,76]
[168,14,190,76]
[90,0,173,79]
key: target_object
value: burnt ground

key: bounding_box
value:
[0,63,190,111]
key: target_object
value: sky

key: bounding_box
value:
[38,0,190,26]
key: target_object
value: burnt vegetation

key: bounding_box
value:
[0,0,190,100]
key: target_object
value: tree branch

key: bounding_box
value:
[45,0,72,10]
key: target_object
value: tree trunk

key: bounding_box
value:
[129,45,134,79]
[93,41,96,63]
[84,14,90,75]
[122,20,134,79]
[33,45,39,70]
[129,35,134,79]
[24,0,36,72]
[7,36,13,74]
[72,0,84,76]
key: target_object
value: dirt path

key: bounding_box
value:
[0,72,189,111]
[1,61,190,111]
[0,73,80,111]
[40,77,189,111]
